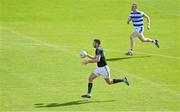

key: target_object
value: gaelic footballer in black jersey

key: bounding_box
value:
[81,39,129,98]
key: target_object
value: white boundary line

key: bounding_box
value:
[111,69,180,98]
[0,25,79,58]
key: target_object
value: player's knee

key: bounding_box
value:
[105,80,113,85]
[140,38,146,42]
[130,36,134,39]
[88,77,92,82]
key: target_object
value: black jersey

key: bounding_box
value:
[95,47,107,67]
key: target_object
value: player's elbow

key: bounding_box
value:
[145,15,150,20]
[95,56,100,62]
[96,59,100,62]
[147,17,150,21]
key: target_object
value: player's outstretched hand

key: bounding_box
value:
[82,60,89,65]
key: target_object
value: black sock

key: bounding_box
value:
[113,79,124,84]
[88,83,93,94]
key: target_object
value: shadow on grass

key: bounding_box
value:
[106,55,151,61]
[34,100,115,108]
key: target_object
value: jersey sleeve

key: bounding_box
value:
[96,49,102,56]
[141,12,145,17]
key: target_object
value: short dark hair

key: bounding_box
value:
[94,39,101,45]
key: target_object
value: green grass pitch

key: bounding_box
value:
[0,0,180,111]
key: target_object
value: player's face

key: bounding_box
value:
[93,41,98,48]
[131,4,137,11]
[93,41,96,48]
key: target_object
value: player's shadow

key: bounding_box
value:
[34,100,115,108]
[106,55,151,61]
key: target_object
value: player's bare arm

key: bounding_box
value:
[87,54,96,59]
[127,17,131,24]
[83,55,100,65]
[143,13,151,30]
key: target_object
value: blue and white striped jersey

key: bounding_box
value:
[129,11,144,28]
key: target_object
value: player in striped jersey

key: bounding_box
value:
[126,4,160,56]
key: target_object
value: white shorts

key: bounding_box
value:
[93,65,110,79]
[134,27,144,35]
